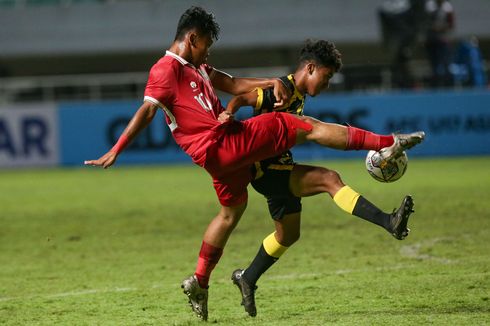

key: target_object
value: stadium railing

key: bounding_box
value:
[1,61,485,105]
[0,66,293,104]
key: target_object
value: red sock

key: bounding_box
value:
[194,241,223,288]
[346,126,394,151]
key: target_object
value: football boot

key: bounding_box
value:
[181,275,208,321]
[379,131,425,163]
[231,269,257,317]
[389,195,414,240]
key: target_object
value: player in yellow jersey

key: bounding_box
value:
[220,39,422,317]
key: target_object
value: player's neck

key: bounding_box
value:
[168,42,196,66]
[293,71,307,96]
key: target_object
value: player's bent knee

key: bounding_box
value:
[301,117,326,142]
[294,116,318,144]
[218,203,247,228]
[324,169,341,183]
[320,168,344,194]
[301,116,321,132]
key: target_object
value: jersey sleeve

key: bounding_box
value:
[144,63,176,107]
[254,87,276,115]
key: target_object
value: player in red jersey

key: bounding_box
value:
[85,7,425,321]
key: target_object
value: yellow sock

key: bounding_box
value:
[333,185,361,214]
[262,232,288,259]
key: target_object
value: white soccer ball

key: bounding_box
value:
[365,150,408,183]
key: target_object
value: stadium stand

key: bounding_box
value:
[0,0,488,103]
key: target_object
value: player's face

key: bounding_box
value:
[191,32,213,66]
[307,65,335,97]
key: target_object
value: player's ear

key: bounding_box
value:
[189,32,198,48]
[307,63,315,75]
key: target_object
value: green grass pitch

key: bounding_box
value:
[1,157,489,325]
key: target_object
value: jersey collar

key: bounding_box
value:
[165,50,195,67]
[286,74,305,101]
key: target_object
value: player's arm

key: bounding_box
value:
[217,89,259,124]
[226,89,259,114]
[210,68,290,108]
[218,83,279,123]
[84,101,159,168]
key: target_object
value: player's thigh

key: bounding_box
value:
[252,174,302,222]
[296,116,347,149]
[289,164,344,198]
[215,113,298,169]
[212,166,252,207]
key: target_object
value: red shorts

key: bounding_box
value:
[203,112,312,207]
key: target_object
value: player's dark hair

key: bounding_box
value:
[174,6,220,41]
[299,39,343,72]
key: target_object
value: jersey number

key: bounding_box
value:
[194,93,212,112]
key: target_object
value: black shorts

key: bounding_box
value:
[251,161,302,220]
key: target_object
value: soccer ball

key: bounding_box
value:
[365,150,408,183]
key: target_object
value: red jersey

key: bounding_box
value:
[144,51,224,166]
[143,51,313,206]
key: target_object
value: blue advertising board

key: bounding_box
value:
[291,89,490,160]
[59,100,192,165]
[55,89,490,166]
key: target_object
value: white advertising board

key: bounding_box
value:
[0,104,59,168]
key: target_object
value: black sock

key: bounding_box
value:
[242,245,278,286]
[352,196,391,230]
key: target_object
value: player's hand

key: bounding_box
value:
[272,78,291,108]
[218,111,234,124]
[84,151,118,169]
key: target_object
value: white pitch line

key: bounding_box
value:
[0,264,421,303]
[268,263,415,281]
[0,240,453,304]
[0,266,390,303]
[45,287,136,299]
[0,287,137,303]
[399,237,454,264]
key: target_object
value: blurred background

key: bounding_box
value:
[0,0,489,167]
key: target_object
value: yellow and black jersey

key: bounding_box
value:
[253,74,305,117]
[252,74,306,180]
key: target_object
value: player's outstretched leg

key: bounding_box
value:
[295,116,425,156]
[231,269,257,317]
[181,275,209,321]
[379,132,426,162]
[388,195,415,240]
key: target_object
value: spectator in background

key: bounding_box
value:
[425,0,455,87]
[450,36,488,88]
[378,0,426,88]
